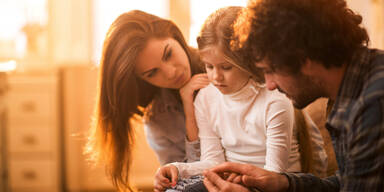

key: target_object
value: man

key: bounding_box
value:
[203,0,384,191]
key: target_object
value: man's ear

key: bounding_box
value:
[301,59,321,76]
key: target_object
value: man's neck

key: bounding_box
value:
[302,60,347,101]
[321,64,347,100]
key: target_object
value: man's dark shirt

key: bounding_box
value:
[284,48,384,192]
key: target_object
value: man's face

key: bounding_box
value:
[254,61,323,109]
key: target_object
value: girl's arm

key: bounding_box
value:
[171,87,226,178]
[264,96,295,172]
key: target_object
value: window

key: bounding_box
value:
[92,0,248,64]
[93,0,169,64]
[189,0,247,47]
[0,0,47,60]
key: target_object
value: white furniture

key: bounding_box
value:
[6,71,61,192]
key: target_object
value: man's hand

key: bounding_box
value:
[204,170,251,192]
[204,162,289,192]
[224,172,243,184]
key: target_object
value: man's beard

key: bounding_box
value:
[291,94,318,109]
[288,75,323,109]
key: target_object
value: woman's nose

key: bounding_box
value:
[164,64,176,80]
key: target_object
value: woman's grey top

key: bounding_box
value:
[144,89,200,165]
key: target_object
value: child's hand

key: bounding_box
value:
[154,164,179,192]
[179,73,209,104]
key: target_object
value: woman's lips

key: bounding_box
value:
[174,73,184,85]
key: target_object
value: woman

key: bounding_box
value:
[85,10,208,191]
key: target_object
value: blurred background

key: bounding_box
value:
[0,0,383,191]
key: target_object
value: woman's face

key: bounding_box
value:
[135,37,191,89]
[201,47,250,94]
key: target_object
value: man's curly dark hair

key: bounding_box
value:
[232,0,369,74]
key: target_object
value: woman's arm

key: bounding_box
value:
[181,94,199,142]
[180,74,209,162]
[179,73,209,141]
[144,79,208,165]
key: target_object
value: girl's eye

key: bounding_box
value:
[205,64,213,69]
[263,69,273,74]
[147,69,158,78]
[222,65,232,70]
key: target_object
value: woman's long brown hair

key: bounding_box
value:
[85,10,201,191]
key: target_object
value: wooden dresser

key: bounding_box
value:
[6,71,61,192]
[0,72,9,192]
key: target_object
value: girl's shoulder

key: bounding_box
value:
[242,81,283,102]
[263,88,290,103]
[194,84,221,105]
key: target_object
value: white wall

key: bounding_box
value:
[347,0,384,49]
[48,0,93,65]
[45,0,384,67]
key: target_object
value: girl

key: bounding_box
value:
[86,10,209,191]
[154,6,303,192]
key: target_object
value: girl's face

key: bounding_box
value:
[135,38,191,89]
[201,47,250,94]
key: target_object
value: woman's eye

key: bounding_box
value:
[165,49,172,60]
[147,69,158,78]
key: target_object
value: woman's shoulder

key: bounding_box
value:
[145,89,183,120]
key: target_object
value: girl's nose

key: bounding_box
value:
[212,68,223,81]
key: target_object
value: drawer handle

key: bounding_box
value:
[22,170,37,180]
[22,135,37,145]
[21,101,36,113]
